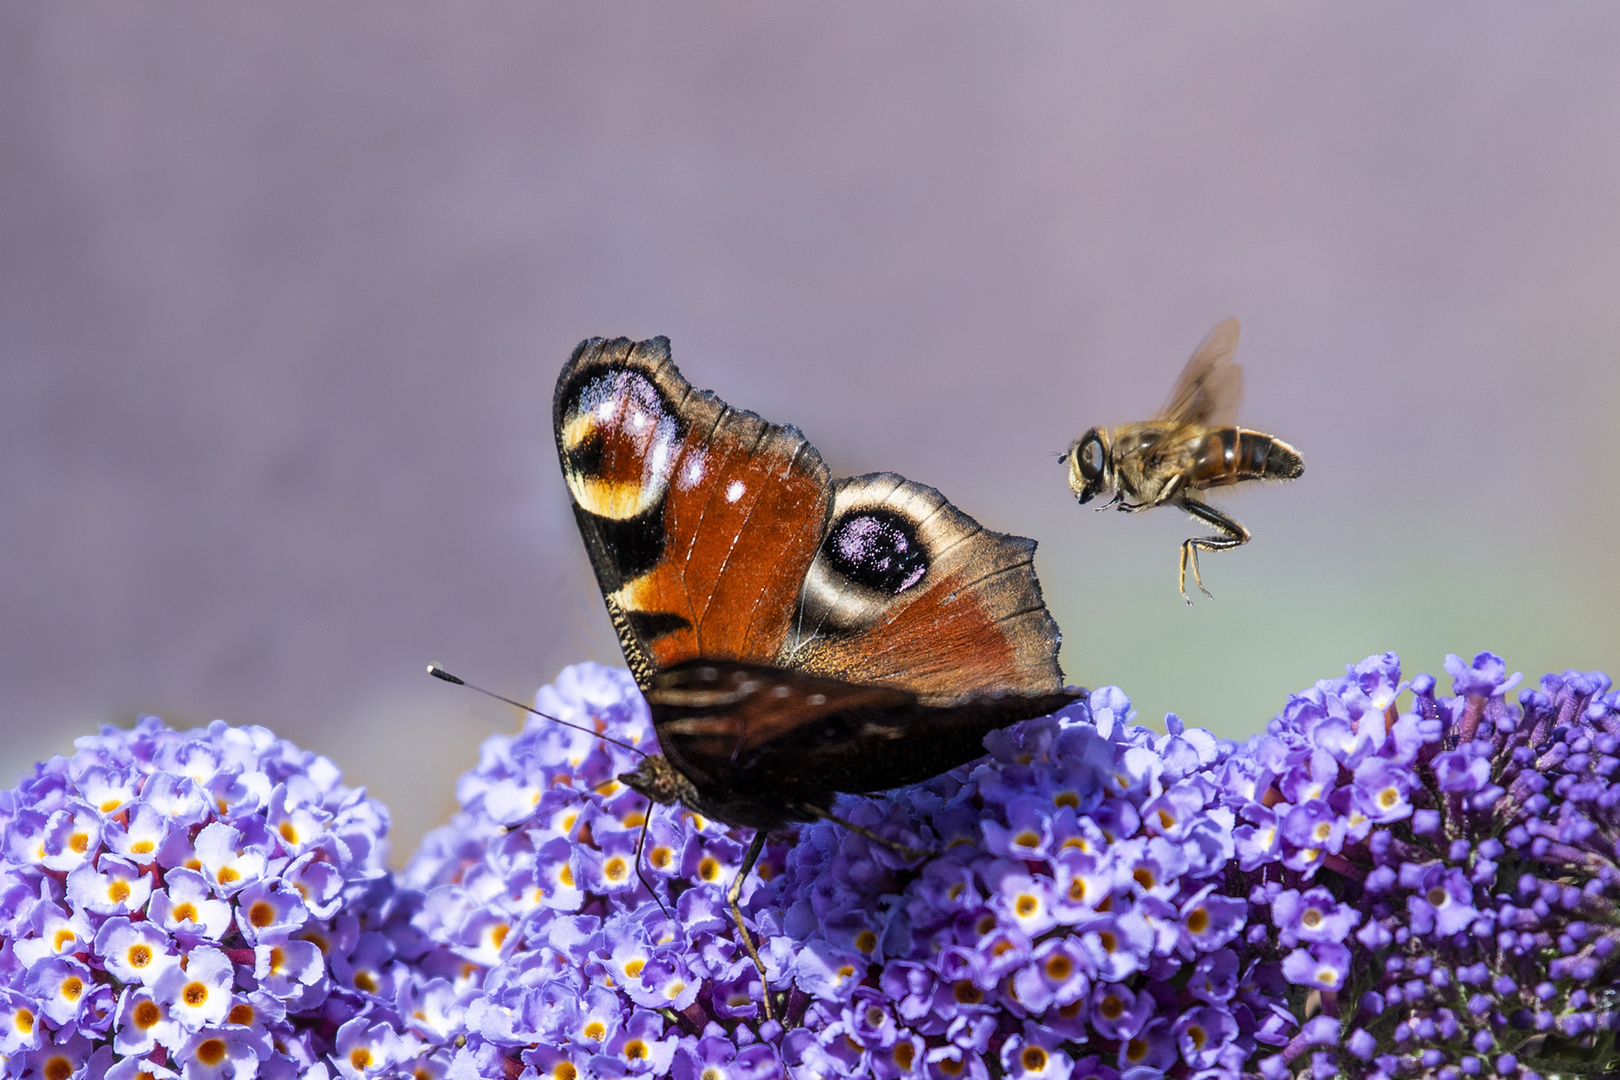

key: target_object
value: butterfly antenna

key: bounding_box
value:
[632,810,669,919]
[426,664,646,757]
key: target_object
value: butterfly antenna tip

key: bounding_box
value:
[426,662,646,757]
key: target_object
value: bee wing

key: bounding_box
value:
[1155,317,1244,428]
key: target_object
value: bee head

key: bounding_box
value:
[1065,428,1111,504]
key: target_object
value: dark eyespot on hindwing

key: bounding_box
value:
[820,509,929,596]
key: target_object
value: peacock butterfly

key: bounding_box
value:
[553,336,1078,1010]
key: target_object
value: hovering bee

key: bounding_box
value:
[1062,317,1303,603]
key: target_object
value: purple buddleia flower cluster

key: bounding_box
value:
[5,651,1616,1080]
[402,663,794,1080]
[1222,652,1620,1080]
[759,695,1289,1080]
[400,663,1301,1080]
[0,716,425,1079]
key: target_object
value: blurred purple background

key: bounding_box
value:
[5,6,1618,860]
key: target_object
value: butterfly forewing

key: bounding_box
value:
[555,337,831,687]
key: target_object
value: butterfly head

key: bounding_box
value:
[620,753,699,811]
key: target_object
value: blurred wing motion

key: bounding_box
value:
[1155,316,1244,429]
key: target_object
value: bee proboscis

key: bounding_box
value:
[1062,317,1304,603]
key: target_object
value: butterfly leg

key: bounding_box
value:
[631,810,669,920]
[1176,498,1250,604]
[726,830,775,1022]
[797,803,930,863]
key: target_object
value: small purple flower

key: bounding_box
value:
[1010,937,1090,1014]
[0,989,45,1056]
[1188,947,1240,1005]
[232,879,310,944]
[1272,887,1360,946]
[332,1015,414,1078]
[1173,1004,1238,1070]
[605,1009,679,1075]
[171,1027,265,1080]
[95,917,181,987]
[1087,981,1154,1042]
[1406,866,1478,937]
[1234,806,1285,870]
[154,944,235,1031]
[982,796,1056,859]
[1282,799,1346,857]
[992,866,1059,937]
[674,1036,780,1080]
[1444,652,1521,699]
[1281,942,1352,990]
[1351,758,1415,824]
[25,956,98,1028]
[148,869,234,941]
[844,986,899,1049]
[1117,1016,1179,1073]
[192,822,269,896]
[66,855,152,917]
[1074,913,1152,982]
[112,988,180,1057]
[17,1034,99,1080]
[39,804,103,874]
[1179,884,1248,954]
[1001,1022,1073,1080]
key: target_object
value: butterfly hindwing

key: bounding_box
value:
[786,473,1065,704]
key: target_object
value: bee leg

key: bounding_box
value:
[796,802,931,863]
[1176,499,1250,603]
[726,830,776,1022]
[1122,474,1182,513]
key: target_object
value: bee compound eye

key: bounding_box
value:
[1078,433,1105,481]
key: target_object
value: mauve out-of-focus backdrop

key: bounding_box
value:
[5,6,1618,860]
